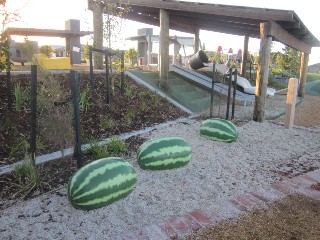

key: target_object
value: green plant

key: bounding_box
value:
[137,91,150,100]
[126,108,136,125]
[99,117,115,130]
[86,142,110,159]
[39,45,53,58]
[14,83,29,112]
[10,139,29,157]
[151,91,161,105]
[125,85,134,99]
[10,136,45,157]
[83,42,91,60]
[1,114,18,136]
[13,154,42,193]
[106,137,127,155]
[268,78,287,90]
[140,100,148,112]
[124,48,139,66]
[86,137,127,159]
[161,97,170,104]
[37,67,74,153]
[80,87,91,112]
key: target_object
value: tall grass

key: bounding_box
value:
[307,73,320,83]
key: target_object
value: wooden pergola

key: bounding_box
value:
[88,0,320,122]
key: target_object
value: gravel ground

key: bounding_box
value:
[1,114,320,239]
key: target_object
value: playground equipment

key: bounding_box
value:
[189,50,276,97]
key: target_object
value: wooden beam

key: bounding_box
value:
[125,11,195,34]
[159,9,169,90]
[168,9,261,27]
[169,14,260,33]
[240,35,249,77]
[253,21,272,122]
[278,21,301,29]
[268,21,312,54]
[298,52,309,97]
[105,0,295,21]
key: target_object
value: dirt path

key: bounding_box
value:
[277,94,320,128]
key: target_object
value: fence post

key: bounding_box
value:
[121,50,125,95]
[71,70,83,168]
[231,69,237,120]
[6,57,12,111]
[210,63,216,118]
[226,68,232,120]
[105,51,111,104]
[89,47,95,94]
[29,65,37,165]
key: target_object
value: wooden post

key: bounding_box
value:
[159,9,169,90]
[298,52,309,97]
[147,34,152,70]
[194,28,200,54]
[93,2,104,69]
[253,22,272,122]
[284,78,298,129]
[240,35,249,77]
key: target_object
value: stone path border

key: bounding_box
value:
[112,169,320,239]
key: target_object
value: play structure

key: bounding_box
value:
[189,50,276,96]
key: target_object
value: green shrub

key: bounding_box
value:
[13,155,42,192]
[14,83,29,112]
[80,87,91,113]
[106,137,127,155]
[86,137,127,159]
[99,117,115,130]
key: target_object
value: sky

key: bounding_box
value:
[4,0,320,65]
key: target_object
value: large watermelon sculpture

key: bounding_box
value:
[67,157,137,210]
[137,137,192,170]
[200,118,238,143]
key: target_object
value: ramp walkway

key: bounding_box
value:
[126,70,223,113]
[170,64,255,105]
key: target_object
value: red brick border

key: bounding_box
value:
[113,169,320,239]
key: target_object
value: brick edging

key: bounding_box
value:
[114,169,320,240]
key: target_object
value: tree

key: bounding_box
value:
[275,46,301,76]
[83,42,91,60]
[103,0,130,49]
[18,37,38,65]
[0,0,20,72]
[39,45,53,58]
[124,48,139,66]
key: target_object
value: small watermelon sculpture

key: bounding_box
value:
[200,118,238,143]
[67,157,137,210]
[137,137,192,170]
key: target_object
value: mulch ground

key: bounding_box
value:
[0,71,187,209]
[186,194,320,240]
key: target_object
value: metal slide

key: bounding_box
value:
[170,64,255,105]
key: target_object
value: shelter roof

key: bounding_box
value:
[88,0,320,48]
[6,28,93,38]
[127,35,194,46]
